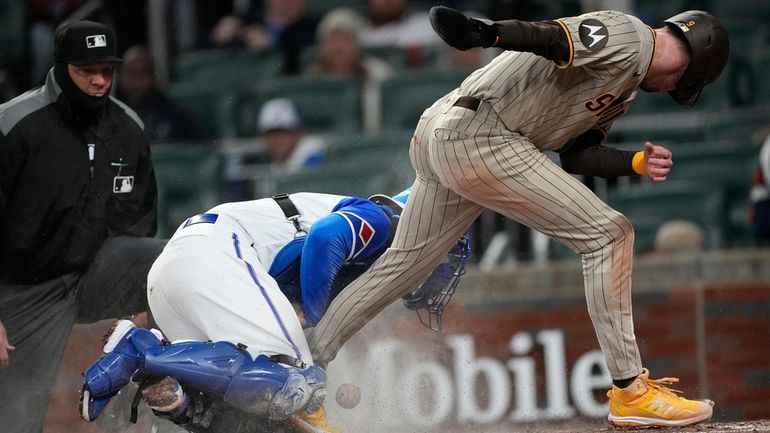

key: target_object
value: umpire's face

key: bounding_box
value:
[68,62,115,98]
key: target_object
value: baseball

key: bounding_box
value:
[334,383,361,409]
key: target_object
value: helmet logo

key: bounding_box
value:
[579,19,609,51]
[675,21,691,33]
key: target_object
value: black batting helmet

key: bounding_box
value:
[664,10,730,107]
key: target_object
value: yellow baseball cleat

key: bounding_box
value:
[607,368,713,427]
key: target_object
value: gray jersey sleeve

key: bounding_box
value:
[555,10,654,73]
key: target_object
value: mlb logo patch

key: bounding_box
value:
[86,34,107,48]
[113,176,134,193]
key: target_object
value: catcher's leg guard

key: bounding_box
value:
[80,320,163,421]
[142,341,327,420]
[83,320,163,397]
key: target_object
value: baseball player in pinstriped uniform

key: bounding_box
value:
[307,7,729,428]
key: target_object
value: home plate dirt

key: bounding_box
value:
[546,420,770,433]
[459,420,770,433]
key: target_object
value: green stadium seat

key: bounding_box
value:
[667,145,756,189]
[323,130,411,163]
[254,77,361,134]
[166,82,258,139]
[273,163,392,198]
[608,181,728,251]
[380,69,470,131]
[664,144,758,246]
[322,130,415,189]
[152,145,223,237]
[174,48,282,82]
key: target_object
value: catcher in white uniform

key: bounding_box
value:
[307,7,729,429]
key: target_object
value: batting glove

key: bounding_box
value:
[429,6,499,51]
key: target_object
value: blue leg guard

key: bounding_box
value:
[142,341,327,420]
[80,320,162,421]
[83,320,162,397]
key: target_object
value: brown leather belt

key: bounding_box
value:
[453,96,481,111]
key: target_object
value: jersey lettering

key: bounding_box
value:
[585,93,617,114]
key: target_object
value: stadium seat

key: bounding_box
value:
[254,77,361,134]
[166,82,258,139]
[174,48,282,82]
[323,130,411,164]
[152,145,223,237]
[380,69,470,131]
[664,144,757,246]
[273,163,393,199]
[608,181,728,252]
[322,130,415,189]
[667,145,756,189]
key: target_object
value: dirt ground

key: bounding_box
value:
[535,420,770,433]
[610,421,770,433]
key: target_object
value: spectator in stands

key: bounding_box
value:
[116,46,199,143]
[259,98,326,174]
[305,8,394,134]
[210,0,318,75]
[360,0,441,65]
[225,98,327,200]
[750,134,770,246]
[653,220,707,253]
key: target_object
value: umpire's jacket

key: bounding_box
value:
[0,68,158,285]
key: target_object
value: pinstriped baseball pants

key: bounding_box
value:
[308,93,642,380]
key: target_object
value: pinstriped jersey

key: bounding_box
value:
[458,10,655,151]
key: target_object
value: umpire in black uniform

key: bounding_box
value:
[0,20,167,433]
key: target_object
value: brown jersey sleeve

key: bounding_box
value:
[490,20,571,62]
[559,129,637,178]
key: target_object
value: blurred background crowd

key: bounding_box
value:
[2,0,769,265]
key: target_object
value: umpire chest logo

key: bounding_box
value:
[113,176,134,193]
[579,19,609,51]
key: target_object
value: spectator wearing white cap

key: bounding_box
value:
[305,8,394,134]
[259,97,326,175]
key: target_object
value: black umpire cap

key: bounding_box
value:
[53,20,123,65]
